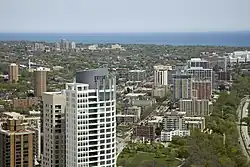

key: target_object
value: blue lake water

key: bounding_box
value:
[0,32,250,46]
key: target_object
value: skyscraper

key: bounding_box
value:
[34,67,49,97]
[55,42,60,51]
[173,73,193,100]
[66,68,116,167]
[154,65,172,86]
[41,91,66,167]
[187,58,209,69]
[71,42,76,50]
[60,39,67,50]
[65,41,70,51]
[192,80,212,100]
[0,119,35,167]
[8,63,19,83]
[179,99,210,116]
[187,67,212,81]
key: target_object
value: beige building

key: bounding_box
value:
[41,91,66,167]
[12,97,39,109]
[193,99,210,116]
[179,99,209,116]
[154,65,172,86]
[127,106,141,120]
[179,99,193,115]
[8,63,19,83]
[34,67,49,97]
[152,86,167,98]
[0,119,35,167]
[163,111,186,131]
[173,73,193,100]
[133,125,155,140]
[116,114,137,125]
[184,117,205,130]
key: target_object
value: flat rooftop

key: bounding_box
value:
[188,67,211,70]
[125,93,147,97]
[2,112,25,119]
[34,67,50,71]
[165,111,186,116]
[43,91,64,95]
[148,116,163,123]
[66,82,89,87]
[185,120,203,124]
[0,122,35,135]
[129,70,145,72]
[189,58,208,62]
[184,117,205,120]
[154,65,172,70]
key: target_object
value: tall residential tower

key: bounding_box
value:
[66,68,116,167]
[41,92,66,167]
[154,65,172,86]
[0,119,35,167]
[8,63,19,83]
[34,67,49,97]
[173,73,193,100]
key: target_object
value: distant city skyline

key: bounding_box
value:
[1,0,250,33]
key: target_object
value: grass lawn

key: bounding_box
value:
[117,152,181,167]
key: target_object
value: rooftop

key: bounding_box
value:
[184,117,205,120]
[125,93,146,97]
[43,91,64,95]
[9,63,17,66]
[184,120,203,124]
[148,116,163,123]
[189,58,208,62]
[2,112,25,120]
[0,121,35,135]
[192,80,212,83]
[29,110,41,115]
[190,58,202,61]
[165,111,186,116]
[66,82,89,87]
[233,51,249,56]
[154,65,172,70]
[188,66,204,70]
[129,70,146,72]
[34,67,50,71]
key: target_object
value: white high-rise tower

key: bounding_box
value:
[154,65,172,86]
[65,68,116,167]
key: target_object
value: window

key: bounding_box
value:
[89,92,97,96]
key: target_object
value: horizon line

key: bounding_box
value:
[0,30,250,34]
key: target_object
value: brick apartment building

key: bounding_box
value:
[12,98,39,109]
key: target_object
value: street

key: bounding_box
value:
[237,97,250,159]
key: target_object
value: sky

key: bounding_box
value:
[1,0,250,33]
